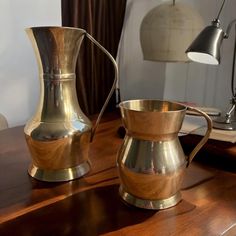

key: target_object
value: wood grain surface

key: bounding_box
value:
[0,112,236,235]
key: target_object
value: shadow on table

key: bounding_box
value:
[0,184,158,236]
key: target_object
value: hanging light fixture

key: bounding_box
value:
[140,0,204,62]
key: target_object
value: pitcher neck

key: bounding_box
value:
[26,26,86,74]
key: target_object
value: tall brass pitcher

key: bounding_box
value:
[24,26,118,182]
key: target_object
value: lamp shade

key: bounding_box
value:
[140,2,204,62]
[186,22,225,65]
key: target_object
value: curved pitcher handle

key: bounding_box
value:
[186,106,213,167]
[85,33,118,141]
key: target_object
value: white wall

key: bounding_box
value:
[0,0,61,127]
[118,0,166,101]
[119,0,236,113]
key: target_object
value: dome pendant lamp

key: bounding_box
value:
[140,0,204,62]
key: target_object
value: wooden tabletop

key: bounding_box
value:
[1,113,236,236]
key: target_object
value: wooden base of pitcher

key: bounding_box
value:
[119,185,182,210]
[28,161,90,182]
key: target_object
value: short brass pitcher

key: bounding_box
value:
[117,99,212,210]
[24,26,118,182]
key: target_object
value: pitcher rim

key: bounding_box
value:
[119,99,187,113]
[25,26,86,33]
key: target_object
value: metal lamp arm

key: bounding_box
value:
[226,102,235,118]
[216,0,227,20]
[222,19,236,112]
[225,19,236,38]
[212,19,236,99]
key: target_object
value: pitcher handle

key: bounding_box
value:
[186,106,213,166]
[85,33,119,141]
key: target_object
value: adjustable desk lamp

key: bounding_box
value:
[186,0,236,130]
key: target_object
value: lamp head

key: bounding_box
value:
[186,19,225,65]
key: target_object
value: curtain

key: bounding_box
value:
[61,0,126,115]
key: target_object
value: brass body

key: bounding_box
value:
[117,100,212,209]
[24,27,118,182]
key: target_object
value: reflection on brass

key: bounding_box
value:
[24,26,118,182]
[119,186,182,210]
[117,100,212,209]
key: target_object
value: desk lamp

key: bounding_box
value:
[186,0,236,130]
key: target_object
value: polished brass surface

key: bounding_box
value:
[117,100,212,209]
[119,185,182,210]
[29,162,90,182]
[25,26,118,182]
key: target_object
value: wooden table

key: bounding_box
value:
[1,114,236,236]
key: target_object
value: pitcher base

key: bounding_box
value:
[28,161,90,182]
[119,186,182,210]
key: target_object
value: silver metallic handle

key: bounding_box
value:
[186,106,213,166]
[85,33,118,141]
